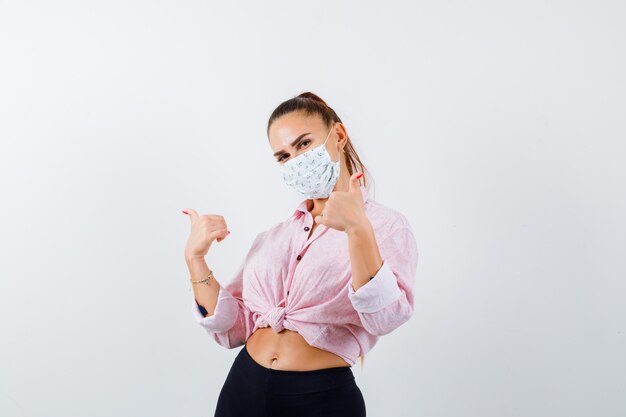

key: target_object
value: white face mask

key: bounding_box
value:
[280,125,340,199]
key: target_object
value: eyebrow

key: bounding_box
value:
[273,132,312,157]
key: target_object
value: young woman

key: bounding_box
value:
[183,92,418,417]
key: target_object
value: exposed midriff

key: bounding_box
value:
[245,326,351,370]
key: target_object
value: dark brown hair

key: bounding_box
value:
[267,91,373,369]
[266,91,373,192]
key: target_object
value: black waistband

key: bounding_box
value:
[236,344,356,395]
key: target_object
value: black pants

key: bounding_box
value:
[214,343,367,417]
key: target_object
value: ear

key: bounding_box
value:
[339,135,347,152]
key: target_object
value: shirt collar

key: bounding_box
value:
[291,185,369,219]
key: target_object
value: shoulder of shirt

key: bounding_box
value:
[248,218,289,244]
[363,198,412,236]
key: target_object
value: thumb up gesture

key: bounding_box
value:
[182,208,230,261]
[314,172,368,233]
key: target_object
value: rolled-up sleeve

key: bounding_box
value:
[191,283,240,333]
[191,233,263,349]
[347,224,418,336]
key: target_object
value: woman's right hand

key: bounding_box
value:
[182,208,230,261]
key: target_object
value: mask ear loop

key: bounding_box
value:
[323,124,341,163]
[323,124,334,145]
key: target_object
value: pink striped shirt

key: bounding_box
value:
[191,185,418,367]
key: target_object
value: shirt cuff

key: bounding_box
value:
[191,285,240,333]
[347,260,402,313]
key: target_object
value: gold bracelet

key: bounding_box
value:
[190,269,214,285]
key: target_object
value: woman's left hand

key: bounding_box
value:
[314,173,369,233]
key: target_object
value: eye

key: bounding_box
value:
[277,139,312,163]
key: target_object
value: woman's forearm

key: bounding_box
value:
[346,219,384,292]
[187,256,220,317]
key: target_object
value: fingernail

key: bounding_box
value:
[227,230,231,234]
[357,173,364,179]
[182,210,188,214]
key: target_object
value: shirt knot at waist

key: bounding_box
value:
[256,306,287,333]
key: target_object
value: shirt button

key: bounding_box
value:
[296,255,302,261]
[304,226,310,231]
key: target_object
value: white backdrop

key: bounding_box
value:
[1,1,625,416]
